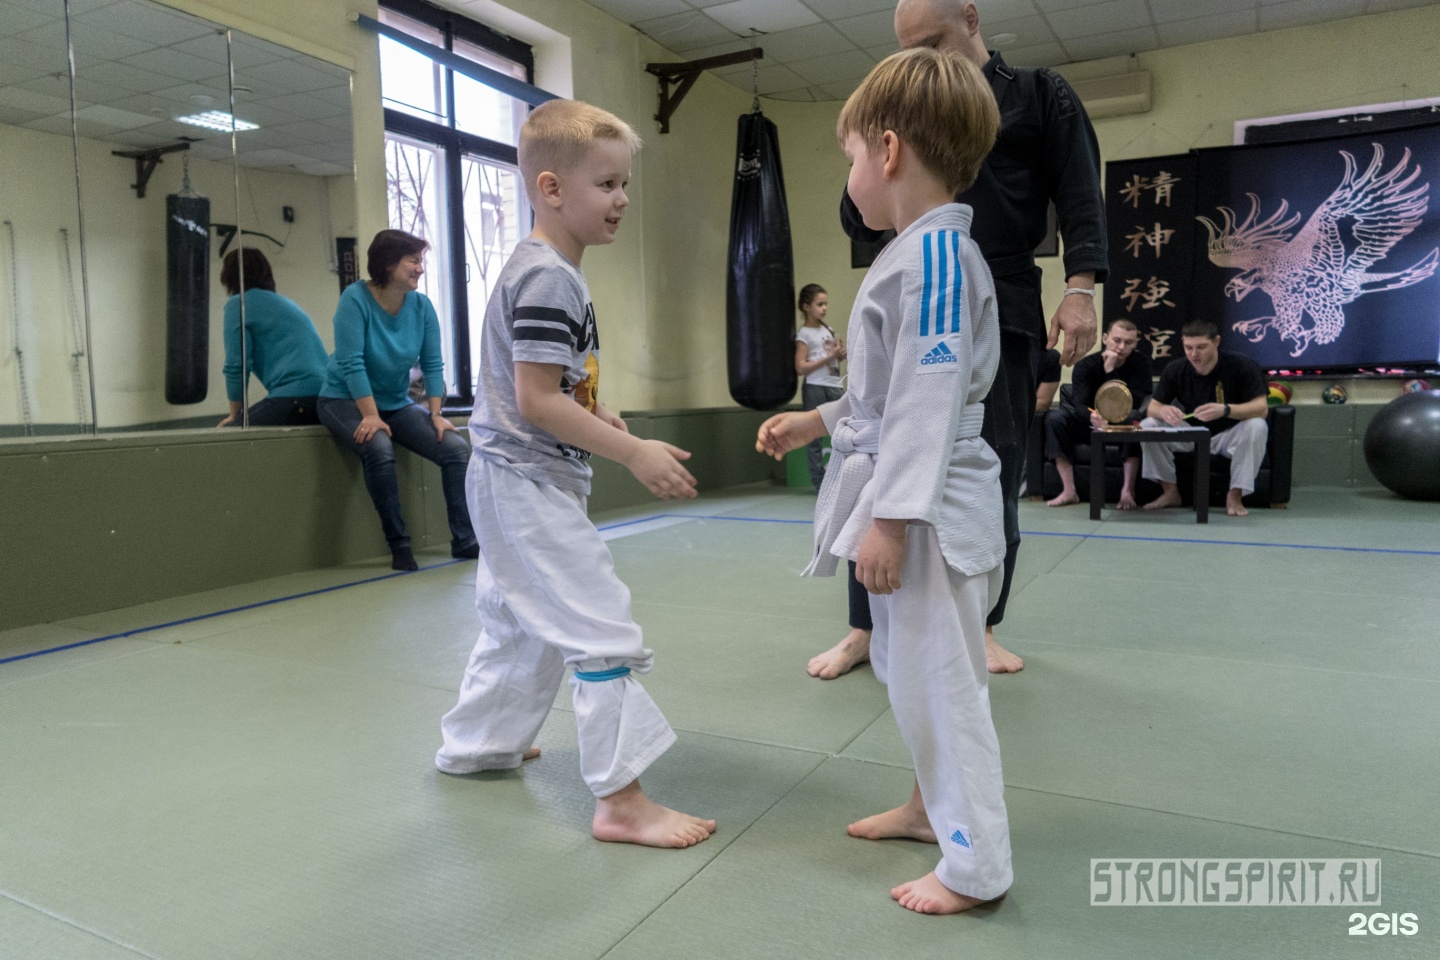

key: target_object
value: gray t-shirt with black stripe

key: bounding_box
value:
[469,237,600,495]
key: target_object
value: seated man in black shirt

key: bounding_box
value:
[1141,319,1269,517]
[1044,318,1152,509]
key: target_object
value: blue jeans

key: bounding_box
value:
[318,398,476,553]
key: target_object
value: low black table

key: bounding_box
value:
[1090,425,1210,523]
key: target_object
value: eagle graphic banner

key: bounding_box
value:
[1193,123,1440,369]
[1106,122,1440,371]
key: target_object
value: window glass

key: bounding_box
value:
[453,38,527,146]
[378,9,448,124]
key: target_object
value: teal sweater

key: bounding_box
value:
[222,290,328,402]
[321,282,447,410]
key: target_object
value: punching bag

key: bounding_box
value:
[726,109,796,410]
[165,194,210,405]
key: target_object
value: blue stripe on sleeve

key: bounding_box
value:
[936,233,948,340]
[950,231,964,334]
[920,233,933,337]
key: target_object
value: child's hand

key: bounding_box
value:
[755,410,826,460]
[625,438,698,500]
[856,519,907,595]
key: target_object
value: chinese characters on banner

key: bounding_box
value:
[1103,155,1198,363]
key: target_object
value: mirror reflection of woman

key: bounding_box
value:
[218,248,328,427]
[316,230,477,571]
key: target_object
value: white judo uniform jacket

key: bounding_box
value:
[808,202,1005,579]
[808,202,1014,900]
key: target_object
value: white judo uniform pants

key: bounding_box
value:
[436,457,676,798]
[1140,417,1269,495]
[867,525,1012,900]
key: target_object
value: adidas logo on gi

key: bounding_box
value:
[950,828,971,848]
[921,342,959,365]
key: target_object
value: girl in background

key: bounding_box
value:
[793,283,845,489]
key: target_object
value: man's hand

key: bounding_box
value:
[1089,408,1108,431]
[856,519,907,595]
[217,414,236,428]
[431,413,457,441]
[1153,404,1186,426]
[1192,402,1227,422]
[756,410,827,460]
[1048,292,1098,366]
[355,414,393,444]
[624,438,698,500]
[1101,347,1120,373]
[595,402,628,433]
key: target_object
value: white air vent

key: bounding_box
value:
[1070,70,1152,119]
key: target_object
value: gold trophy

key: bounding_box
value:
[1094,379,1136,431]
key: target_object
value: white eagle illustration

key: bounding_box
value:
[1197,144,1440,357]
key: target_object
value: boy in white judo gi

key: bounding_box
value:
[436,99,716,849]
[757,48,1009,913]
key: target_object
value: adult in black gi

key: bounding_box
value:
[806,0,1107,682]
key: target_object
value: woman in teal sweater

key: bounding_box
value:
[218,248,328,427]
[317,230,477,571]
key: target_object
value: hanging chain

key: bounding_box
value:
[180,152,194,197]
[750,30,760,113]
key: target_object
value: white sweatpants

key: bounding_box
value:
[1140,417,1269,495]
[868,525,1012,900]
[436,457,676,798]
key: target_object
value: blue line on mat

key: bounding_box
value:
[10,511,1435,668]
[620,513,1440,557]
[0,560,464,667]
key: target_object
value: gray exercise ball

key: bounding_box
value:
[1363,389,1440,501]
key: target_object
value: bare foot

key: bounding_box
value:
[1143,489,1182,511]
[892,871,1001,915]
[592,780,716,849]
[1117,491,1138,510]
[523,747,541,761]
[1046,491,1079,507]
[986,628,1024,674]
[807,628,871,679]
[1226,491,1249,517]
[848,803,936,844]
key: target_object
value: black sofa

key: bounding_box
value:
[1027,384,1295,507]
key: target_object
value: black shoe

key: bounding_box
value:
[451,541,479,560]
[391,546,418,571]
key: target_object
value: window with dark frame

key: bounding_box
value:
[378,0,534,408]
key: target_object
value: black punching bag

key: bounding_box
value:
[726,109,796,410]
[165,194,210,404]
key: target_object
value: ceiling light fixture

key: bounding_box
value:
[176,110,258,132]
[991,32,1018,47]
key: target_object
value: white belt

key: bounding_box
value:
[803,404,985,577]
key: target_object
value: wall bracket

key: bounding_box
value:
[110,143,191,199]
[645,49,762,134]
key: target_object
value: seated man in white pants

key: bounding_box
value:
[1141,319,1268,517]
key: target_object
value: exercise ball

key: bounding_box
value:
[1363,390,1440,501]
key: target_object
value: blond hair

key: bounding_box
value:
[519,99,642,201]
[837,47,998,195]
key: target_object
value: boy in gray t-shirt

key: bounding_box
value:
[437,99,716,850]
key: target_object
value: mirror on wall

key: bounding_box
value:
[0,0,356,437]
[231,32,354,428]
[69,0,239,431]
[0,0,89,438]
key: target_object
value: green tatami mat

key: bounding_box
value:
[602,758,1437,960]
[840,644,1440,855]
[0,643,822,960]
[0,897,147,960]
